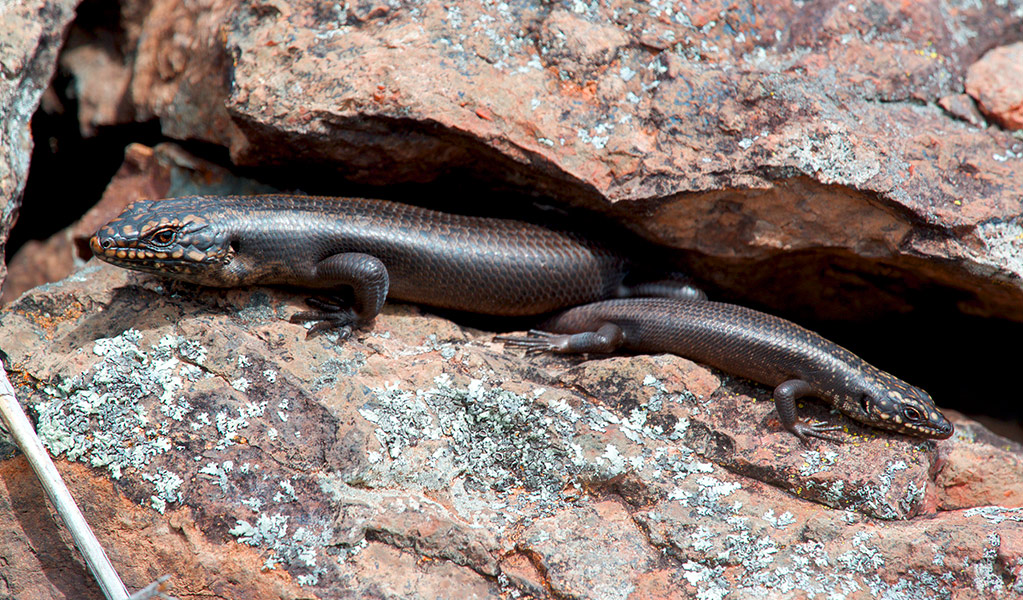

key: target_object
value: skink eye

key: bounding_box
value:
[151,228,176,246]
[903,406,924,422]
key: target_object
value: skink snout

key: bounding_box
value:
[930,414,955,439]
[90,230,117,256]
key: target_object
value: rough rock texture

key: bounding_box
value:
[51,0,1023,322]
[0,0,79,286]
[966,42,1023,131]
[5,0,1023,598]
[1,141,1022,599]
[58,0,241,145]
[2,251,1023,599]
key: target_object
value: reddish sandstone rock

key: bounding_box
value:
[1,265,1021,598]
[0,0,79,287]
[966,42,1023,131]
[4,1,1023,598]
[38,0,1023,322]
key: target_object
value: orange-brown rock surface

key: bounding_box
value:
[3,0,1023,598]
[966,42,1023,131]
[2,245,1023,598]
[8,0,1023,323]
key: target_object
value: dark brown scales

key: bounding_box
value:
[501,298,954,441]
[90,194,702,334]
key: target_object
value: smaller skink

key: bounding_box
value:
[497,298,953,443]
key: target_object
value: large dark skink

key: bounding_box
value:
[497,298,954,443]
[90,195,702,335]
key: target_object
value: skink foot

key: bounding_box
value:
[790,421,845,446]
[495,330,564,355]
[291,297,359,342]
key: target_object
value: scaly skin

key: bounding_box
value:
[498,298,954,443]
[90,194,703,336]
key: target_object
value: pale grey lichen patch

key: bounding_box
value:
[691,524,980,600]
[803,459,921,519]
[275,478,299,503]
[643,372,701,410]
[577,124,612,149]
[596,443,627,476]
[309,354,367,391]
[738,535,780,571]
[229,512,334,575]
[862,571,949,600]
[780,121,882,186]
[681,560,730,600]
[390,333,460,359]
[1012,557,1023,595]
[214,409,251,450]
[964,506,1023,524]
[798,449,839,476]
[969,533,1006,594]
[695,475,742,503]
[199,460,235,491]
[142,468,184,514]
[34,329,181,479]
[359,387,440,459]
[20,325,344,586]
[975,218,1023,277]
[746,540,864,599]
[838,531,885,572]
[363,375,579,505]
[762,509,796,529]
[216,473,335,583]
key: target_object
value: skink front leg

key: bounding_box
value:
[773,379,845,445]
[289,252,389,339]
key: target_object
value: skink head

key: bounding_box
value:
[90,197,236,285]
[843,370,954,439]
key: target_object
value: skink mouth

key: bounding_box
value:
[89,232,167,267]
[930,420,955,440]
[900,418,954,440]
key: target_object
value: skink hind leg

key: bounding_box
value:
[497,323,626,355]
[289,252,389,341]
[774,379,845,445]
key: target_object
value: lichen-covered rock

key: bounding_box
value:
[5,0,1023,597]
[3,141,1022,596]
[1,254,1022,599]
